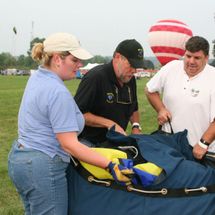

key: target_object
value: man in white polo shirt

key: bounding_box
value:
[145,36,215,161]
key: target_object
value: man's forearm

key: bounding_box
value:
[84,112,114,128]
[130,110,140,124]
[145,87,165,113]
[201,120,215,144]
[84,112,126,135]
[130,111,142,133]
[193,120,215,159]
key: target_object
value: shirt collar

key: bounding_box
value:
[183,62,210,80]
[38,66,65,85]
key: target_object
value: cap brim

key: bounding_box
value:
[128,58,145,69]
[70,48,93,60]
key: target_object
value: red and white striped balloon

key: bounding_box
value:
[148,19,193,66]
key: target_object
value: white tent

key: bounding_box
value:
[80,63,100,71]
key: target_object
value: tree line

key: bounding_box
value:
[0,37,115,71]
[6,37,215,70]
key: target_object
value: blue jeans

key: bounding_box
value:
[8,140,69,215]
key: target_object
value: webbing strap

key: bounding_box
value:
[71,160,215,198]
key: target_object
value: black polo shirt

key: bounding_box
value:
[74,61,138,144]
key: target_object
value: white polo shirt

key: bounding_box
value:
[147,60,215,152]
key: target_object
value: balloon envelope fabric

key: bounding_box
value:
[148,19,193,66]
[67,130,215,215]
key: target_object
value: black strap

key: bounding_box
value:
[70,159,215,198]
[158,118,174,134]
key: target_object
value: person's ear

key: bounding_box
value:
[205,55,209,62]
[52,53,61,67]
[114,52,121,60]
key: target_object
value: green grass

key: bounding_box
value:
[0,75,157,214]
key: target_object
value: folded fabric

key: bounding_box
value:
[107,161,134,185]
[79,148,163,187]
[133,163,162,187]
[79,148,127,179]
[134,163,162,176]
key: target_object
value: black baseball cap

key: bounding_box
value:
[115,39,144,69]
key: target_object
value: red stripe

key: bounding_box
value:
[157,56,179,66]
[158,19,186,25]
[151,46,185,56]
[149,25,192,36]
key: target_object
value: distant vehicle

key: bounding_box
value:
[0,70,7,75]
[23,70,30,76]
[16,70,30,76]
[6,68,17,75]
[135,70,151,79]
[0,69,30,76]
[17,70,24,75]
[30,70,37,75]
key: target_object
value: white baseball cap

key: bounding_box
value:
[43,33,93,60]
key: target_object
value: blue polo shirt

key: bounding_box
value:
[18,67,84,162]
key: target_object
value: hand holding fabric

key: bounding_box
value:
[107,162,134,185]
[109,123,127,136]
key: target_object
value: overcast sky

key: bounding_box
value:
[1,0,215,57]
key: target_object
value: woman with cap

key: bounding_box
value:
[8,32,133,215]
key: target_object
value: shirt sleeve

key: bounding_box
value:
[48,90,81,133]
[146,61,174,93]
[74,72,99,113]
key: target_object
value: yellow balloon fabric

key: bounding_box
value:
[134,162,162,176]
[79,148,127,180]
[79,148,163,180]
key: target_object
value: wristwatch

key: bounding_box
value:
[132,122,142,131]
[200,138,210,146]
[198,138,210,150]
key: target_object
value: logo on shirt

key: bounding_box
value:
[191,88,200,97]
[106,93,114,103]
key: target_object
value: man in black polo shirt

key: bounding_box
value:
[75,39,144,145]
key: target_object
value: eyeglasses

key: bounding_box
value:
[115,85,132,104]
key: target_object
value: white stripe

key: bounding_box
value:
[154,52,183,59]
[148,31,191,48]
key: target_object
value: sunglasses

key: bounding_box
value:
[115,85,132,104]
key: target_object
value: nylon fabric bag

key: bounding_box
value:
[151,119,174,136]
[67,129,215,215]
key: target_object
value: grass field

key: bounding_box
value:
[0,75,157,214]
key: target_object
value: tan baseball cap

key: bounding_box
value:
[44,33,93,60]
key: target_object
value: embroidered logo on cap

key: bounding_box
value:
[137,49,143,58]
